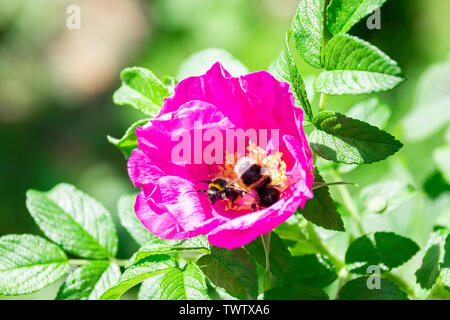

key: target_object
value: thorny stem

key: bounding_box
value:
[68,258,129,267]
[261,232,272,291]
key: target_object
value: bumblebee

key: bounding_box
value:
[196,178,246,205]
[234,157,271,189]
[234,157,281,209]
[255,184,281,208]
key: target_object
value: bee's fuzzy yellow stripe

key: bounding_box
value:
[209,183,224,191]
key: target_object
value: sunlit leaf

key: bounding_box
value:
[327,0,388,35]
[26,183,118,259]
[100,255,176,300]
[113,67,170,116]
[310,111,403,164]
[196,246,258,300]
[0,234,69,296]
[314,35,404,95]
[159,264,209,300]
[138,274,163,300]
[292,0,325,68]
[56,261,120,300]
[128,236,210,266]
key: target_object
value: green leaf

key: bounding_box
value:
[269,31,313,121]
[442,235,450,291]
[26,183,118,259]
[107,119,148,159]
[117,194,160,247]
[347,98,391,129]
[314,34,404,95]
[56,261,120,300]
[415,230,447,290]
[0,234,69,296]
[288,254,337,288]
[264,285,329,300]
[177,48,248,80]
[310,111,403,164]
[345,232,420,274]
[298,168,345,231]
[138,274,163,300]
[434,145,450,184]
[327,0,388,35]
[100,255,176,300]
[159,263,209,300]
[292,0,325,68]
[244,232,292,281]
[358,180,416,214]
[196,246,258,300]
[128,236,210,266]
[338,277,408,300]
[113,67,170,116]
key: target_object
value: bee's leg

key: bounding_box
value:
[195,180,212,184]
[251,203,258,212]
[229,185,248,194]
[221,192,228,200]
[196,190,208,193]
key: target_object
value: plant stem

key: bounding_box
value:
[68,259,91,266]
[319,93,327,112]
[261,232,272,291]
[306,223,344,270]
[330,169,364,236]
[68,258,129,267]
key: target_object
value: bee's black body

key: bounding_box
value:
[197,178,245,205]
[234,157,282,209]
[239,164,263,186]
[256,185,281,208]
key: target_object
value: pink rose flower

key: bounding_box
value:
[128,62,314,249]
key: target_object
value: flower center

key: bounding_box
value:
[210,141,288,211]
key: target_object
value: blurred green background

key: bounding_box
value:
[0,0,449,299]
